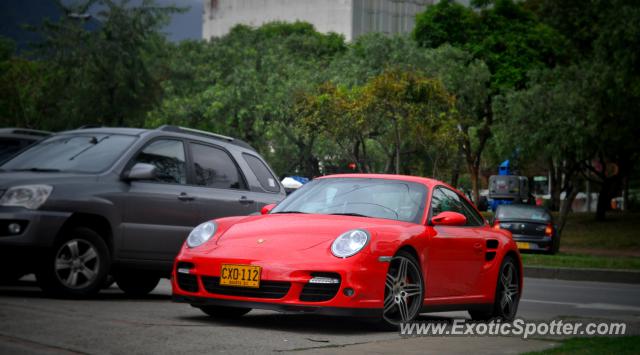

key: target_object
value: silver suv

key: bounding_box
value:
[0,126,285,297]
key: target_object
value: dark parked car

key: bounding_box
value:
[0,125,285,297]
[493,204,558,254]
[0,128,51,162]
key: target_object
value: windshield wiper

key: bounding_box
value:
[272,211,308,214]
[13,168,61,172]
[329,212,371,218]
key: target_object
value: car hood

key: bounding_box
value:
[215,213,413,252]
[0,171,98,188]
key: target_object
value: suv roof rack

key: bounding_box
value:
[0,128,52,137]
[157,125,255,151]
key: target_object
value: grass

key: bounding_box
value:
[521,253,640,270]
[559,213,640,250]
[483,211,640,250]
[481,211,640,269]
[523,336,640,355]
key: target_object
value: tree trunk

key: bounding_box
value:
[595,178,613,221]
[548,158,561,211]
[469,164,480,204]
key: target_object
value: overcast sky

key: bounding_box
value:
[161,0,202,41]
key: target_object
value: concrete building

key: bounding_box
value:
[202,0,434,41]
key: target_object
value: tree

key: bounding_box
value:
[297,69,456,175]
[147,22,346,176]
[528,0,640,220]
[29,0,181,129]
[413,0,566,203]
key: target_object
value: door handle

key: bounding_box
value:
[239,196,255,205]
[178,192,195,201]
[473,243,483,252]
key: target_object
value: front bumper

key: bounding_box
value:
[0,207,71,248]
[171,247,388,317]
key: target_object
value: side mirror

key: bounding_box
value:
[261,203,276,215]
[125,163,156,181]
[431,211,467,226]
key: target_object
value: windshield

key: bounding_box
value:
[272,178,428,224]
[496,205,551,222]
[1,134,137,173]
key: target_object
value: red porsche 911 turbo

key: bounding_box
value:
[172,174,522,327]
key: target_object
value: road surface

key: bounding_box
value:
[0,277,638,354]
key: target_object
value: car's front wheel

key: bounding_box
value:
[381,250,424,327]
[198,306,251,318]
[469,255,520,321]
[36,227,110,298]
[115,272,160,297]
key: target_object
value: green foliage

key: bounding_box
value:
[297,69,456,175]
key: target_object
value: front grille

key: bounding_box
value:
[201,276,290,299]
[299,283,341,302]
[176,273,199,292]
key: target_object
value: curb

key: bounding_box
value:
[524,266,640,284]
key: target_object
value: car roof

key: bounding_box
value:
[318,173,442,188]
[55,125,256,151]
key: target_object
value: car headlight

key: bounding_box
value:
[331,229,370,258]
[186,221,217,248]
[0,185,53,209]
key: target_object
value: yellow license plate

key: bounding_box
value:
[516,242,530,250]
[220,264,261,288]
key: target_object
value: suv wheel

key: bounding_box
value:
[36,227,110,298]
[116,272,160,297]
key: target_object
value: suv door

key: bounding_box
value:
[186,142,257,220]
[426,187,486,298]
[120,138,202,262]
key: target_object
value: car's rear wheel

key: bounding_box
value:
[381,250,424,327]
[198,305,251,318]
[116,272,160,297]
[37,227,110,298]
[469,255,520,321]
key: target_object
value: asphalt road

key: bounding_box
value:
[0,277,638,354]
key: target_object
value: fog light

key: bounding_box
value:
[7,223,21,235]
[309,276,340,284]
[343,287,355,297]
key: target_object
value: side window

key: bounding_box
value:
[190,143,245,189]
[431,187,483,226]
[133,139,186,184]
[242,153,280,193]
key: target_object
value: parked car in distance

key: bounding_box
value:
[493,204,557,254]
[0,128,51,163]
[173,174,522,328]
[0,125,285,297]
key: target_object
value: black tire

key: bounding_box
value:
[379,250,424,328]
[36,227,110,298]
[469,255,520,321]
[198,305,251,318]
[116,272,160,297]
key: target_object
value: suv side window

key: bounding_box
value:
[242,153,280,193]
[190,143,245,190]
[431,187,483,226]
[133,139,186,184]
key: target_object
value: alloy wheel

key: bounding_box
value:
[499,261,519,318]
[383,254,423,324]
[54,239,101,289]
